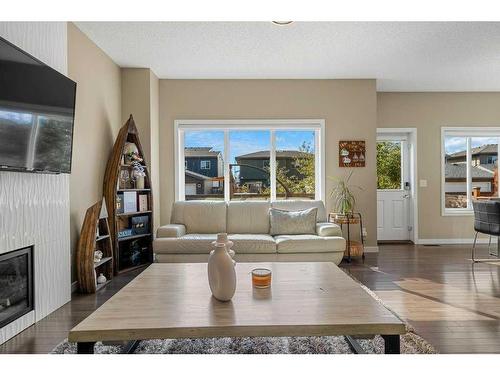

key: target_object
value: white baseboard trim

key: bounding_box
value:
[364,246,379,253]
[417,238,497,245]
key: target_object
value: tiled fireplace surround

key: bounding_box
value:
[0,22,71,345]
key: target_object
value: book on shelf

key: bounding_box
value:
[123,191,137,213]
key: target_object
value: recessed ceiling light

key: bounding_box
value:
[272,21,294,26]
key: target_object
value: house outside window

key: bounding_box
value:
[200,160,211,169]
[175,120,325,202]
[442,127,500,215]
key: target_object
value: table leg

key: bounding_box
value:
[76,342,95,354]
[382,335,400,354]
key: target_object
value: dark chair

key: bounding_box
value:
[471,200,500,262]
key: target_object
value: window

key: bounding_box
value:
[200,160,211,170]
[442,128,500,215]
[183,130,224,200]
[377,141,402,190]
[176,120,324,202]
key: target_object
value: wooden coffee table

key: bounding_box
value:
[69,262,405,354]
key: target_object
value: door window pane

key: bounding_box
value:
[275,130,315,200]
[184,130,224,200]
[230,130,270,200]
[376,141,402,190]
[444,136,467,208]
[470,137,498,199]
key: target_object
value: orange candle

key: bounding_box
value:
[252,268,272,288]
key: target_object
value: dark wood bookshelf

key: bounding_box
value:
[76,198,114,293]
[103,115,154,275]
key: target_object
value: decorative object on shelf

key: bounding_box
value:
[211,232,235,258]
[118,229,133,238]
[123,191,137,213]
[103,115,154,274]
[208,242,237,302]
[131,216,149,235]
[138,194,148,212]
[76,198,113,293]
[93,250,103,263]
[116,194,124,214]
[131,161,146,189]
[339,140,366,167]
[119,169,131,189]
[123,142,140,165]
[252,268,272,289]
[329,170,362,215]
[97,273,107,284]
[329,212,365,262]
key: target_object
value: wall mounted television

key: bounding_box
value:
[0,36,76,174]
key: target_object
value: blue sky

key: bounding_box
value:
[445,136,498,154]
[185,130,315,163]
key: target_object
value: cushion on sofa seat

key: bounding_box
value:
[157,224,186,238]
[153,234,217,254]
[271,200,327,222]
[316,222,342,237]
[269,207,318,235]
[171,201,226,234]
[228,234,276,254]
[227,201,270,234]
[274,234,346,254]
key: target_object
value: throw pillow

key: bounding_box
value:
[269,207,318,235]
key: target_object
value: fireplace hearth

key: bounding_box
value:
[0,246,34,329]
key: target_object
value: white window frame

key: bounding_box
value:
[174,119,325,203]
[200,160,211,170]
[441,127,500,216]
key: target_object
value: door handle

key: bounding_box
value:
[403,194,410,199]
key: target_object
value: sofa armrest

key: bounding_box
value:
[316,222,342,237]
[157,224,186,238]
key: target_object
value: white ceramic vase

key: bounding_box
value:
[208,243,236,302]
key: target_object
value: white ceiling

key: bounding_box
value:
[75,22,500,92]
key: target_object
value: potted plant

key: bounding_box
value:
[329,170,362,218]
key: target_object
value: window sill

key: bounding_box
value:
[442,210,474,217]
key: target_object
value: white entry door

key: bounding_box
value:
[377,136,411,241]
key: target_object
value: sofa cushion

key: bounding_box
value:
[271,200,327,222]
[269,207,317,235]
[227,201,270,234]
[157,224,186,238]
[316,222,342,237]
[274,234,346,254]
[228,234,276,254]
[171,201,226,234]
[154,234,217,254]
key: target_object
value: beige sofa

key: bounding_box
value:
[154,200,346,265]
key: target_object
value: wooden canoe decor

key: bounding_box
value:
[76,197,113,293]
[103,115,154,274]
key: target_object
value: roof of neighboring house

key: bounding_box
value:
[185,147,221,158]
[447,144,498,159]
[185,169,211,180]
[445,163,495,179]
[235,150,312,160]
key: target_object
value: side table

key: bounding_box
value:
[328,212,365,262]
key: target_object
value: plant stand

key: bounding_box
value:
[329,212,365,262]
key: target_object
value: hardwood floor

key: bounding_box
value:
[1,244,499,354]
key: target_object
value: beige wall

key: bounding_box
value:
[68,23,122,281]
[377,92,500,240]
[159,79,378,246]
[121,68,160,231]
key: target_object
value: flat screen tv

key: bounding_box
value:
[0,36,76,174]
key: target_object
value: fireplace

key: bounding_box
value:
[0,246,34,329]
